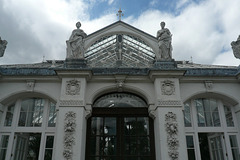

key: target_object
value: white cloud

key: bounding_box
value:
[0,0,240,66]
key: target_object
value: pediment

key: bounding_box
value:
[84,21,159,68]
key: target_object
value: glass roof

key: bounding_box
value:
[85,34,155,68]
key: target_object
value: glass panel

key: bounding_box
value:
[124,117,137,135]
[186,136,196,160]
[0,135,9,160]
[209,136,224,160]
[224,105,234,127]
[184,102,192,127]
[196,98,221,127]
[124,137,137,155]
[44,136,54,160]
[104,118,116,135]
[93,93,147,108]
[48,102,57,127]
[18,99,44,127]
[90,136,117,156]
[137,117,149,135]
[91,117,104,135]
[195,99,205,126]
[229,135,240,160]
[4,104,15,126]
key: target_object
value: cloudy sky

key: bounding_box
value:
[0,0,240,66]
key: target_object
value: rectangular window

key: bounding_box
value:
[229,135,240,160]
[0,135,9,160]
[48,102,57,127]
[4,104,15,126]
[186,135,196,160]
[184,102,192,127]
[18,99,44,127]
[44,136,54,160]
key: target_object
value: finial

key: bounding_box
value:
[117,8,124,21]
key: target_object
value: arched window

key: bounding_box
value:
[0,97,57,160]
[85,93,156,160]
[183,98,240,160]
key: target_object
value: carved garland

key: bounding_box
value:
[165,112,179,160]
[63,111,76,160]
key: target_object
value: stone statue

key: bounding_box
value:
[66,22,87,59]
[156,22,172,60]
[0,37,8,57]
[231,35,240,59]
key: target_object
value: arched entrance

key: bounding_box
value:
[85,93,156,160]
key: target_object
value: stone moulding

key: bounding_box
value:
[63,111,76,160]
[165,112,179,160]
[66,80,81,95]
[158,100,182,107]
[59,100,84,106]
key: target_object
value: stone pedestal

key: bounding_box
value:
[65,58,87,68]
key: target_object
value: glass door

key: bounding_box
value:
[208,134,227,160]
[86,109,155,160]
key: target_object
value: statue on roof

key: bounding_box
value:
[66,22,87,59]
[231,35,240,59]
[0,36,8,57]
[156,22,172,60]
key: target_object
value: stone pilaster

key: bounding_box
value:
[54,77,90,160]
[153,78,188,160]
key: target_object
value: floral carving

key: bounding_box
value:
[167,136,179,150]
[161,80,175,95]
[168,150,179,160]
[165,112,177,121]
[63,111,76,160]
[165,122,178,135]
[165,112,179,160]
[66,80,80,95]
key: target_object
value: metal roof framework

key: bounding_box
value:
[85,33,155,68]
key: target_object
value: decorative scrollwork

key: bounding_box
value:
[161,80,175,95]
[66,80,80,95]
[168,150,179,160]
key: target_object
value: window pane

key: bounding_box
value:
[104,118,116,135]
[224,105,234,127]
[195,99,205,126]
[186,136,196,160]
[48,102,57,127]
[229,135,240,160]
[0,135,9,160]
[44,136,54,160]
[184,102,192,127]
[93,93,147,108]
[196,98,221,127]
[18,99,44,127]
[4,105,15,126]
[91,117,104,135]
